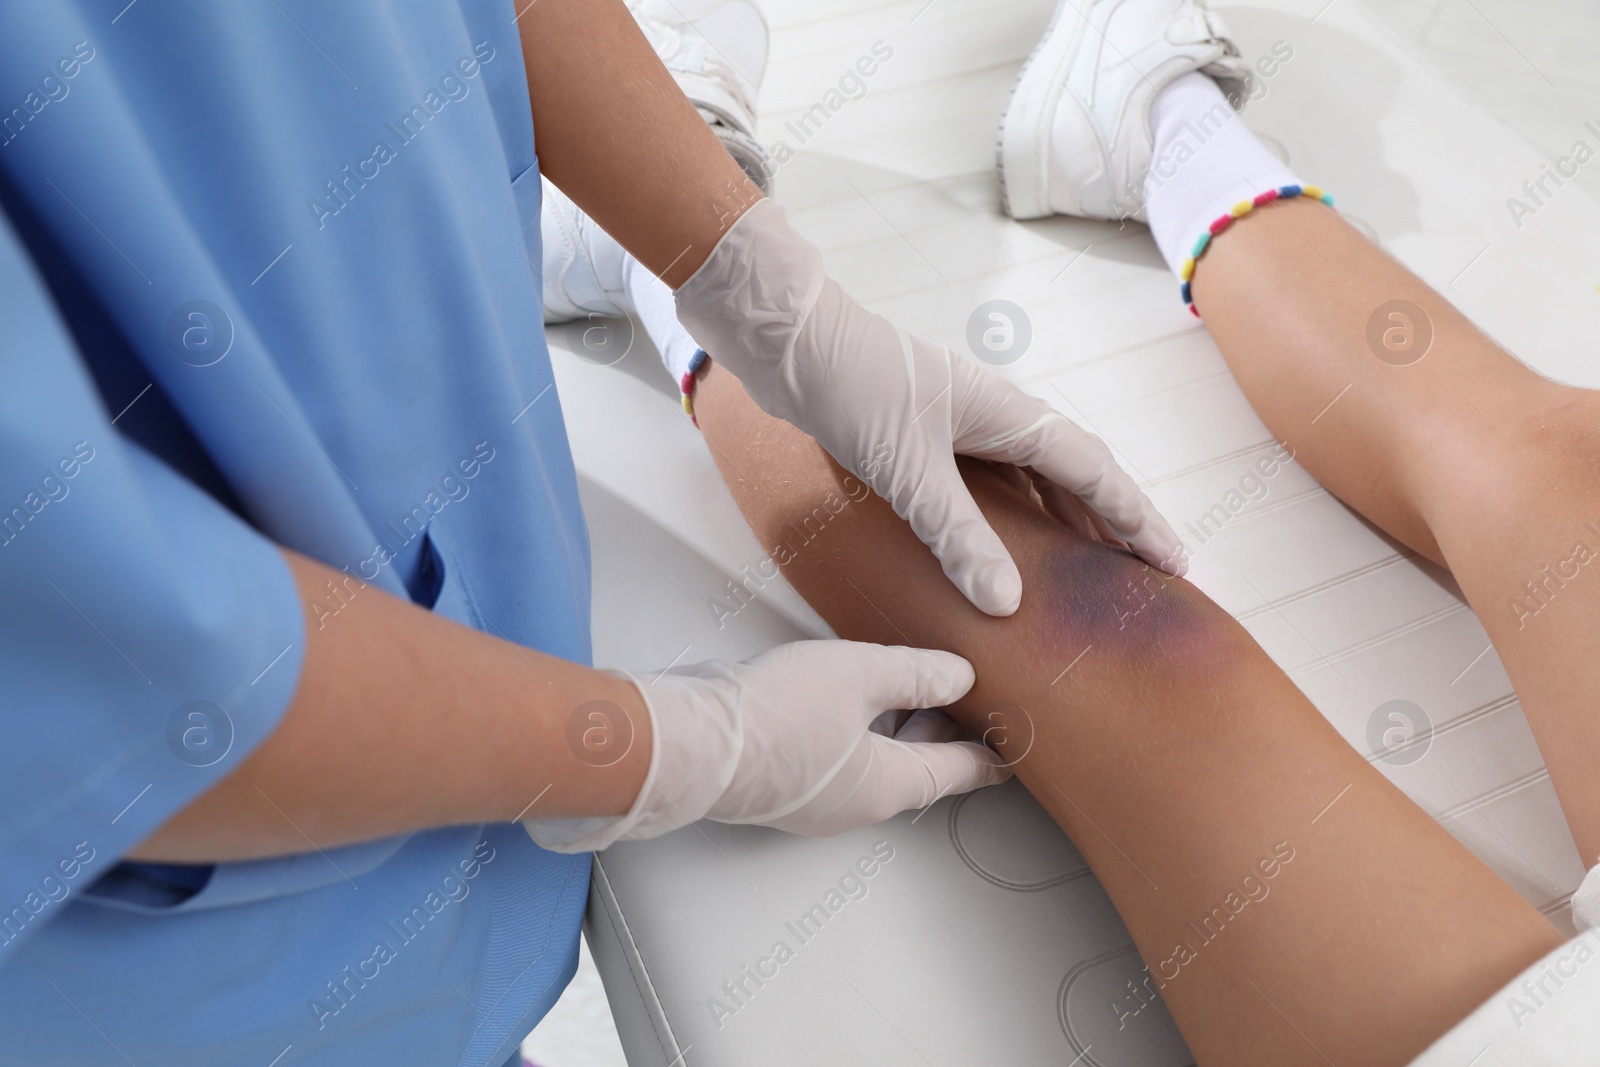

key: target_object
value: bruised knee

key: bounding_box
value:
[954,456,1249,671]
[1025,535,1248,674]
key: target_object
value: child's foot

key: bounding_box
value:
[540,179,632,324]
[540,180,703,390]
[996,0,1250,222]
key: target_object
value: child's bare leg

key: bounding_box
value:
[1194,197,1600,863]
[692,363,1562,1066]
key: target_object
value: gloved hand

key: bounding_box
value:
[523,641,1009,852]
[674,198,1187,616]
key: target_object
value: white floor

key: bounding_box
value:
[523,1,1600,1063]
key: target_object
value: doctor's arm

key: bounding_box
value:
[517,0,1187,617]
[128,548,651,862]
[133,545,1002,862]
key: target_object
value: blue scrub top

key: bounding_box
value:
[0,3,594,1064]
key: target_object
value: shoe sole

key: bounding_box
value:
[996,0,1096,219]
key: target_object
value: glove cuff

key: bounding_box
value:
[673,198,827,423]
[522,670,739,852]
[521,670,660,853]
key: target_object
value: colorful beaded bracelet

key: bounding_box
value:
[679,347,709,425]
[1179,184,1334,317]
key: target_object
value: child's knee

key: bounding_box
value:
[1031,537,1246,675]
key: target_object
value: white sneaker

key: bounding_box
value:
[997,0,1251,221]
[632,0,773,191]
[540,179,629,324]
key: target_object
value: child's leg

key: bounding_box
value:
[1131,67,1600,869]
[691,362,1563,1067]
[1191,187,1600,867]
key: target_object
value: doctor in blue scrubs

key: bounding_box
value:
[0,1,1185,1063]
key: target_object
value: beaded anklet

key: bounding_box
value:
[1178,184,1335,317]
[679,348,709,425]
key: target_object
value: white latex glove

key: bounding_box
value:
[675,198,1187,616]
[523,641,1009,852]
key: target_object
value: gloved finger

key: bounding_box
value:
[1085,510,1130,551]
[1027,471,1102,543]
[969,410,1186,577]
[992,460,1041,504]
[868,709,909,738]
[851,643,975,717]
[892,707,964,744]
[880,451,1025,616]
[866,733,1011,818]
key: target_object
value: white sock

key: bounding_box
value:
[621,252,704,387]
[1143,72,1300,277]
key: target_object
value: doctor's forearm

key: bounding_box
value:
[128,549,650,863]
[517,0,762,287]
